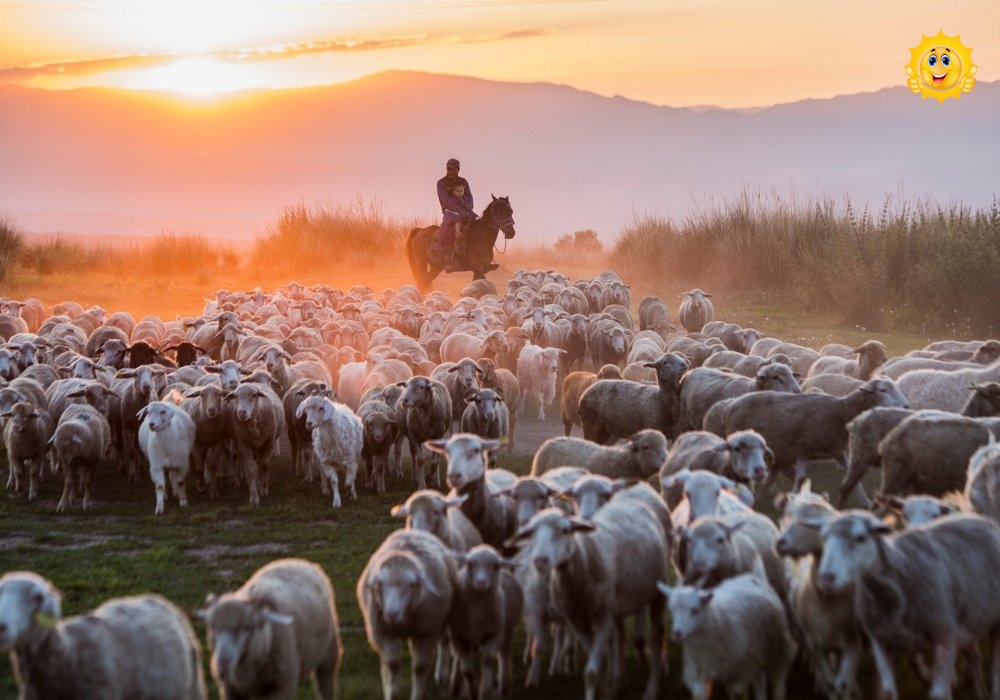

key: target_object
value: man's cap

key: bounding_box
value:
[446,158,460,170]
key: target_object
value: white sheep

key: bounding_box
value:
[658,560,796,700]
[530,428,668,481]
[774,484,861,699]
[357,528,458,700]
[50,403,112,512]
[681,511,786,597]
[664,468,755,528]
[296,393,363,508]
[807,339,888,380]
[514,501,669,700]
[138,399,196,515]
[816,512,1000,700]
[0,571,207,699]
[448,544,524,699]
[896,358,1000,412]
[660,429,773,493]
[678,289,714,332]
[426,433,517,550]
[200,558,341,700]
[390,489,483,552]
[516,344,564,420]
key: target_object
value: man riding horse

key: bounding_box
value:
[434,158,499,273]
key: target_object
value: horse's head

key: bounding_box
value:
[486,195,515,239]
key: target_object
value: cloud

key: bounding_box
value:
[0,28,554,86]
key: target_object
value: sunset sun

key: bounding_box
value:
[124,56,261,96]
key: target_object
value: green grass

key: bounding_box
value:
[0,446,947,699]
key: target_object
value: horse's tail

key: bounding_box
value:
[405,227,431,293]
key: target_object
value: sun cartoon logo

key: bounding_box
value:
[905,31,977,103]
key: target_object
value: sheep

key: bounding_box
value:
[2,401,54,500]
[876,493,959,527]
[426,433,517,550]
[0,571,207,700]
[554,313,589,373]
[51,403,111,512]
[638,296,670,331]
[390,489,483,552]
[665,335,724,368]
[558,364,621,436]
[966,438,1000,523]
[358,387,400,495]
[579,352,690,444]
[707,322,761,354]
[774,484,861,700]
[587,318,630,370]
[513,501,668,700]
[398,376,453,490]
[676,362,801,433]
[440,330,509,365]
[225,381,286,506]
[663,468,755,528]
[658,560,796,700]
[801,373,864,397]
[282,378,335,485]
[530,428,668,481]
[460,388,510,463]
[448,544,524,699]
[877,413,1000,498]
[681,511,786,597]
[877,355,988,380]
[432,357,485,424]
[703,377,909,492]
[477,358,520,449]
[199,558,341,700]
[296,393,363,508]
[112,364,168,480]
[896,358,1000,412]
[138,400,196,515]
[816,511,1000,700]
[506,466,588,530]
[807,340,888,380]
[179,383,230,498]
[660,429,773,494]
[357,528,458,700]
[760,340,822,378]
[515,344,564,420]
[678,288,714,332]
[961,381,1000,417]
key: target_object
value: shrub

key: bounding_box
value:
[0,217,24,282]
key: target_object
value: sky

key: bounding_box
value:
[0,0,997,108]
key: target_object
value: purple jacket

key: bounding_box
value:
[437,175,475,218]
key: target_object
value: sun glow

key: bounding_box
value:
[120,56,263,96]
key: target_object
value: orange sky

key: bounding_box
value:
[0,0,997,107]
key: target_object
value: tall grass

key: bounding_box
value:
[250,198,409,275]
[0,216,24,282]
[610,192,1000,336]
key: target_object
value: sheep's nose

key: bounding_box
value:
[533,557,549,572]
[753,467,767,481]
[775,537,788,554]
[818,572,835,590]
[671,629,683,642]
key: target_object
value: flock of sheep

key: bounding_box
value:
[3,268,1000,699]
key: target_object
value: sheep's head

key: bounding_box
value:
[0,571,62,650]
[427,434,500,492]
[369,552,441,627]
[201,595,292,681]
[457,545,514,593]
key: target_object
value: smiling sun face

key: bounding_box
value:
[906,31,977,103]
[919,46,962,90]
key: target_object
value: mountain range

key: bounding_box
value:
[1,70,997,242]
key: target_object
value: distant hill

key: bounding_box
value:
[1,71,997,242]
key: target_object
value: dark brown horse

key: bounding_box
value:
[405,195,515,292]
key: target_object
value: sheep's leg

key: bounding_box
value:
[412,443,426,490]
[960,642,988,700]
[57,466,75,512]
[928,638,958,700]
[323,463,342,508]
[584,620,613,700]
[479,648,498,700]
[378,638,404,700]
[171,467,188,508]
[792,457,810,492]
[242,447,260,507]
[345,460,358,501]
[989,624,1000,700]
[833,646,861,700]
[375,452,387,495]
[27,458,40,501]
[524,610,548,687]
[772,657,792,700]
[642,595,666,700]
[315,638,339,700]
[151,465,166,515]
[409,637,437,700]
[869,636,899,700]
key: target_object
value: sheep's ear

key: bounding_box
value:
[424,439,448,454]
[418,571,442,599]
[773,493,790,511]
[262,610,294,626]
[390,504,409,518]
[722,520,747,540]
[569,517,596,533]
[611,478,636,494]
[800,479,813,495]
[764,447,775,468]
[480,439,502,453]
[447,365,459,373]
[733,484,755,507]
[136,406,149,421]
[444,494,469,509]
[656,580,673,600]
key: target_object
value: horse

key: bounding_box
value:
[405,195,515,292]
